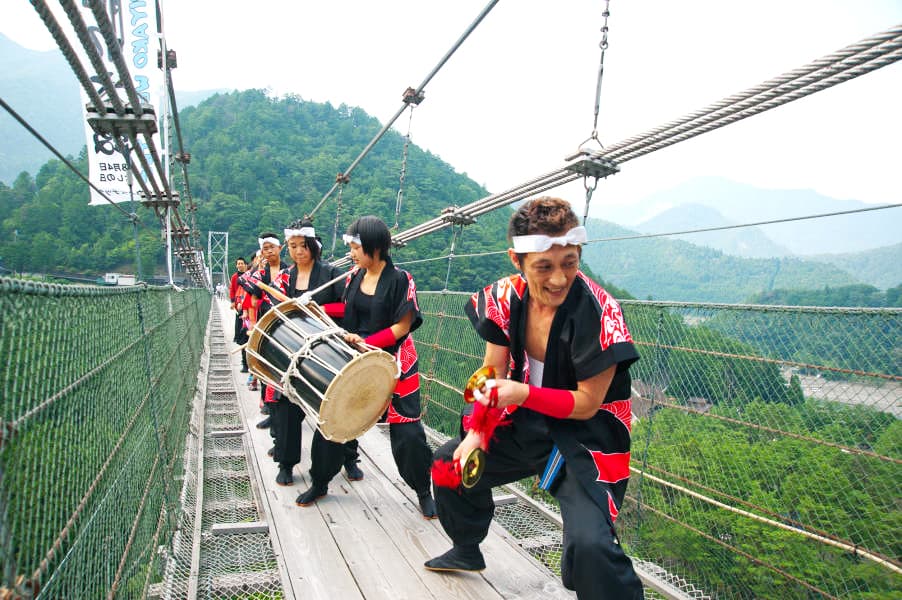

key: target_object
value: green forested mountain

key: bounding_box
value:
[581,218,861,303]
[0,88,871,303]
[748,283,902,307]
[807,243,902,291]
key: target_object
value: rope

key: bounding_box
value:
[650,397,901,465]
[586,201,902,244]
[630,467,901,575]
[622,494,843,599]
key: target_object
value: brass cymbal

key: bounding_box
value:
[460,447,486,489]
[463,365,496,404]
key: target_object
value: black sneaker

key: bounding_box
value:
[240,366,249,373]
[256,416,271,429]
[276,465,294,486]
[295,484,328,506]
[344,462,364,481]
[424,545,485,572]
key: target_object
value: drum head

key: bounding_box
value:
[318,350,398,443]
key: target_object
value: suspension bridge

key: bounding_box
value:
[1,2,900,599]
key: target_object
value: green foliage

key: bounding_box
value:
[748,283,899,307]
[581,218,860,303]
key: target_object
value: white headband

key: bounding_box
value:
[284,227,315,240]
[511,226,587,253]
[258,236,281,248]
[342,233,362,246]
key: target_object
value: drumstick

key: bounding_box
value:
[306,268,355,298]
[255,281,291,303]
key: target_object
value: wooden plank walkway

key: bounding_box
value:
[216,300,575,600]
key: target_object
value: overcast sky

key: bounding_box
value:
[2,1,900,219]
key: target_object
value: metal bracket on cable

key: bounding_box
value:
[402,87,425,105]
[563,150,619,179]
[440,206,476,226]
[139,190,181,211]
[86,101,158,137]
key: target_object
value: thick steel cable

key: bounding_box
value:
[329,25,902,267]
[87,0,148,118]
[165,68,198,231]
[308,0,502,218]
[89,1,171,196]
[613,46,902,164]
[0,96,131,217]
[58,0,127,116]
[30,0,107,115]
[600,25,902,159]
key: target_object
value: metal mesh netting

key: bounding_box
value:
[415,291,902,600]
[0,277,210,598]
[146,307,282,600]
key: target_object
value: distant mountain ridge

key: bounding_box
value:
[636,203,792,258]
[580,218,861,303]
[612,176,901,256]
[0,33,223,184]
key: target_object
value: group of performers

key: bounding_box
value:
[230,198,644,599]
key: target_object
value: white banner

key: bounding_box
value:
[78,1,164,205]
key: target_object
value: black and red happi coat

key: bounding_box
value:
[341,258,424,424]
[465,272,639,522]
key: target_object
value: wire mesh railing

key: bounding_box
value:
[1,277,899,598]
[0,277,210,599]
[415,291,902,600]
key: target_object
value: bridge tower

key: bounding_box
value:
[207,231,229,290]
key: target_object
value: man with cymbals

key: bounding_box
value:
[425,197,644,599]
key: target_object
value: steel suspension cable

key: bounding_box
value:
[307,0,502,219]
[0,97,133,218]
[89,1,171,196]
[58,0,127,116]
[30,0,107,116]
[597,25,902,162]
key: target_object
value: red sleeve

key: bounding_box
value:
[229,273,239,300]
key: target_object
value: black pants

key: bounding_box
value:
[432,421,643,600]
[234,312,249,369]
[309,420,432,496]
[272,396,304,468]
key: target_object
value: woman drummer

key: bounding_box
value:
[294,215,437,519]
[273,220,360,486]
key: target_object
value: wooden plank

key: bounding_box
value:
[357,426,575,599]
[216,299,574,599]
[210,521,269,535]
[339,425,499,600]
